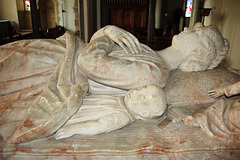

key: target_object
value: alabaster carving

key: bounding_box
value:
[55,85,167,139]
[208,68,240,98]
[0,23,230,143]
[184,69,240,142]
[0,26,169,143]
[157,22,229,72]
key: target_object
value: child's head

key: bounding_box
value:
[124,84,167,120]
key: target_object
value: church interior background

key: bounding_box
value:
[0,0,239,69]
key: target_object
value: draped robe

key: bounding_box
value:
[0,32,169,143]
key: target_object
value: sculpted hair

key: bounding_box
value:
[179,25,229,72]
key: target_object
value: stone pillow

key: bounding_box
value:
[164,66,240,108]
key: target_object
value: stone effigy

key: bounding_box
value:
[0,26,169,143]
[0,22,234,146]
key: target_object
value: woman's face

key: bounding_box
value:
[124,85,167,120]
[172,27,202,53]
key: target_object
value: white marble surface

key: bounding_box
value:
[1,117,240,159]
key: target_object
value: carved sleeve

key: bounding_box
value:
[223,81,240,97]
[54,112,133,139]
[78,36,164,89]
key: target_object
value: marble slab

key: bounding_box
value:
[1,116,240,159]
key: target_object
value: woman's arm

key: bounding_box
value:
[90,25,142,54]
[78,36,165,90]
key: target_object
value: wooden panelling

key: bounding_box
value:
[17,11,32,29]
[108,7,147,29]
[107,0,147,6]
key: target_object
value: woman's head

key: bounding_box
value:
[174,22,229,72]
[124,84,167,120]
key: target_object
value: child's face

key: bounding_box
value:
[124,85,167,120]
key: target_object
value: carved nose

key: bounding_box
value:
[184,27,193,32]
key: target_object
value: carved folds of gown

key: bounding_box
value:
[184,81,240,142]
[0,31,169,143]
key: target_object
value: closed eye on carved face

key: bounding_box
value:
[124,85,167,120]
[172,27,202,53]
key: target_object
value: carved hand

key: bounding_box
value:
[208,68,240,99]
[208,87,225,99]
[208,81,240,99]
[104,25,142,54]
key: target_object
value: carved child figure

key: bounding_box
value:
[184,69,240,142]
[55,84,166,139]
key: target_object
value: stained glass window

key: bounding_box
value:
[25,0,31,11]
[185,0,193,17]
